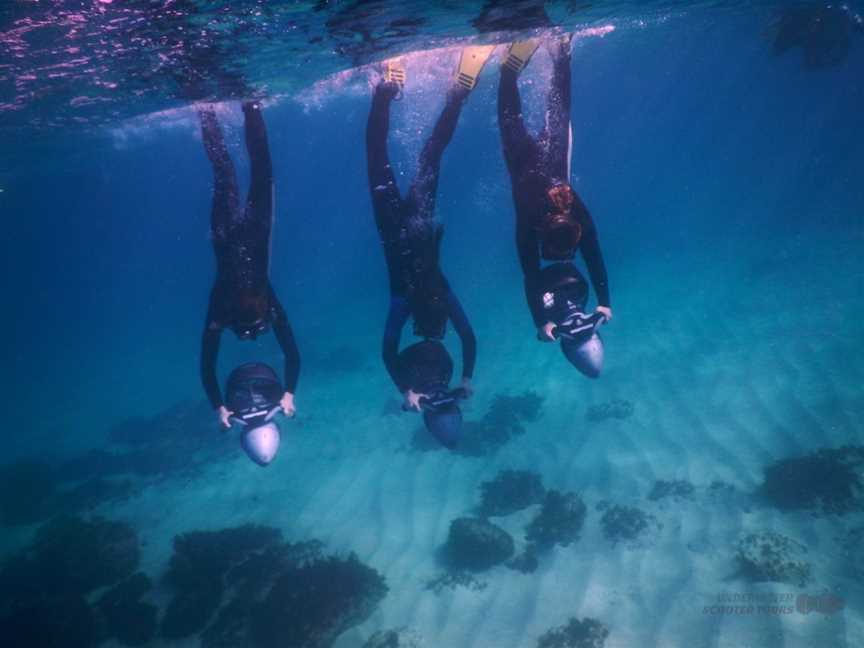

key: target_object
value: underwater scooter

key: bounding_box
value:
[224,362,285,467]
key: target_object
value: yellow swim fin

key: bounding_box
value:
[503,39,540,74]
[383,58,406,88]
[456,45,496,90]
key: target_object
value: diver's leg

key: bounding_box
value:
[498,67,537,173]
[407,84,470,218]
[242,101,273,241]
[539,36,572,178]
[199,108,240,254]
[366,82,404,234]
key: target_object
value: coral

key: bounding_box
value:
[479,469,545,517]
[424,571,487,594]
[0,594,100,648]
[507,550,539,574]
[364,627,425,647]
[0,460,58,526]
[585,400,633,423]
[97,572,157,646]
[250,554,388,648]
[30,515,140,594]
[525,491,586,552]
[161,525,283,639]
[760,446,864,514]
[600,505,656,545]
[537,617,609,648]
[736,531,811,587]
[443,517,515,571]
[60,477,138,512]
[648,479,694,501]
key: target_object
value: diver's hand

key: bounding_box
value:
[539,322,557,342]
[595,305,613,322]
[217,406,234,429]
[404,389,425,412]
[280,392,296,418]
[461,377,474,398]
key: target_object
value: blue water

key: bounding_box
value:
[1,2,863,647]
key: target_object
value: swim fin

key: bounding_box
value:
[456,45,496,90]
[503,39,540,74]
[383,58,406,88]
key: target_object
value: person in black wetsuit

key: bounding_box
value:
[198,102,300,427]
[366,64,478,416]
[498,36,612,377]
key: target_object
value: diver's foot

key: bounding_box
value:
[241,100,263,113]
[502,39,540,75]
[544,31,573,61]
[374,79,401,101]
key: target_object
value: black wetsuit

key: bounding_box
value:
[498,48,611,328]
[366,83,477,393]
[198,104,300,410]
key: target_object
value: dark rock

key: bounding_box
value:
[479,469,545,517]
[585,400,633,423]
[0,460,58,526]
[97,573,157,646]
[648,479,694,501]
[600,505,655,545]
[525,491,586,552]
[250,554,388,648]
[443,517,515,571]
[735,531,811,587]
[1,594,100,648]
[537,617,609,648]
[760,446,864,514]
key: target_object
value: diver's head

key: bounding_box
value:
[241,421,280,466]
[560,333,604,379]
[422,401,463,449]
[540,183,581,260]
[232,290,271,340]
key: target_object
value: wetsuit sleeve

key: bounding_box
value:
[366,86,403,239]
[516,216,546,328]
[201,325,224,410]
[407,86,469,218]
[447,291,476,380]
[580,216,611,308]
[270,294,300,394]
[382,296,411,392]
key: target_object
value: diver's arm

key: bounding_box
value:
[382,297,411,392]
[447,292,476,387]
[201,325,224,410]
[270,295,300,398]
[516,217,546,328]
[580,216,611,309]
